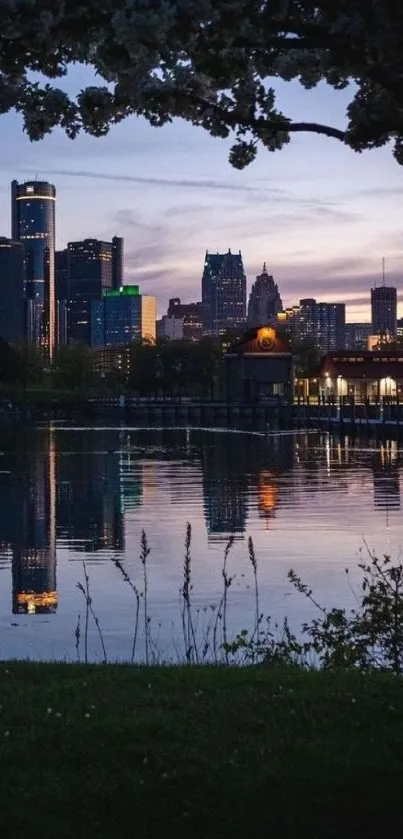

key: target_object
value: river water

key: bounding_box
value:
[0,423,402,662]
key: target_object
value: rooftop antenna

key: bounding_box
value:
[382,257,386,287]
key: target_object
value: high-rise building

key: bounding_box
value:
[91,285,156,347]
[371,286,397,337]
[202,249,247,334]
[157,315,184,340]
[0,237,26,342]
[247,263,283,327]
[278,298,345,351]
[345,322,372,350]
[316,302,345,351]
[112,237,124,290]
[55,249,69,346]
[11,179,56,358]
[167,298,203,341]
[55,249,68,300]
[67,238,117,345]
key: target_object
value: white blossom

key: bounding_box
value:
[0,0,402,167]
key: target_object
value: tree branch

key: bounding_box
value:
[287,121,345,141]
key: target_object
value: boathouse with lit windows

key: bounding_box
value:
[225,326,294,403]
[319,351,403,402]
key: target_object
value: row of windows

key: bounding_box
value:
[332,357,403,363]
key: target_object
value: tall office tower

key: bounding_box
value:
[55,249,69,345]
[294,298,345,351]
[202,249,247,334]
[91,286,156,347]
[67,239,114,345]
[0,237,26,342]
[11,179,56,358]
[247,263,283,327]
[167,298,203,341]
[317,302,345,351]
[55,249,68,300]
[371,286,397,337]
[112,236,124,290]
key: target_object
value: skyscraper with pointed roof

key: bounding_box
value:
[247,263,283,328]
[202,249,247,334]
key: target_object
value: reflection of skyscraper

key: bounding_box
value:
[202,435,249,541]
[56,431,124,551]
[11,429,57,614]
[11,179,56,358]
[372,443,400,511]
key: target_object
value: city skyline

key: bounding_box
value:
[0,66,402,321]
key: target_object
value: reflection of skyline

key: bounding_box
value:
[202,435,249,542]
[372,442,401,511]
[57,432,125,552]
[0,427,57,614]
[1,427,403,619]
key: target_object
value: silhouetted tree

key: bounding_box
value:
[1,2,403,169]
[53,344,95,390]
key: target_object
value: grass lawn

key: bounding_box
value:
[0,664,402,838]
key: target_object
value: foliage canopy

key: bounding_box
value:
[1,1,403,167]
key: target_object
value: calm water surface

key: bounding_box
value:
[0,423,402,661]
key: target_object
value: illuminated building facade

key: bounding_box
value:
[0,237,26,342]
[225,326,294,403]
[277,299,345,352]
[91,286,156,347]
[320,351,403,402]
[11,179,56,358]
[202,250,247,335]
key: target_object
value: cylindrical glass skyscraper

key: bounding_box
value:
[11,180,56,359]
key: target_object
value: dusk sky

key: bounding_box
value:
[0,66,402,320]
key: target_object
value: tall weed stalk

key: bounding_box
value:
[77,560,107,664]
[113,555,141,663]
[180,523,199,663]
[213,536,235,663]
[140,530,151,666]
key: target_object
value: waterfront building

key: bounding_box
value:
[225,326,293,403]
[320,350,403,402]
